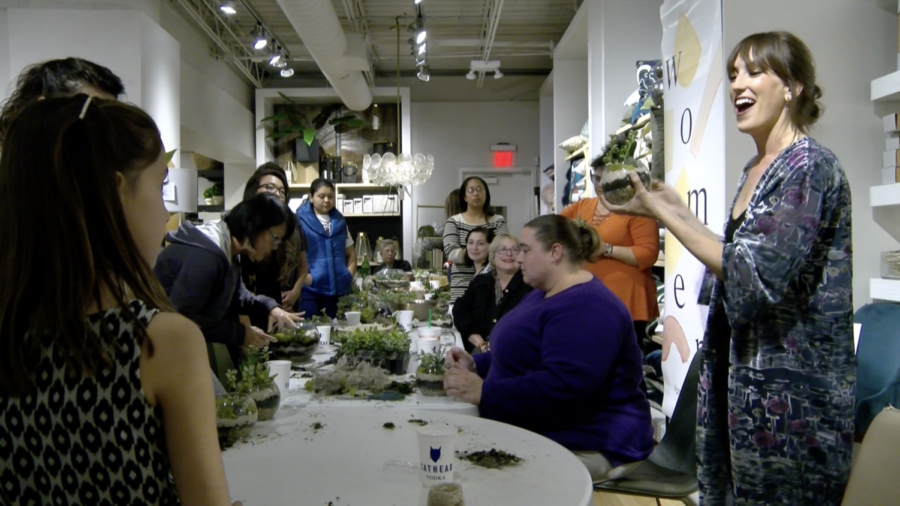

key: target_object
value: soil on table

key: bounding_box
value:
[456,448,523,469]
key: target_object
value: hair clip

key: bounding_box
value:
[78,96,92,120]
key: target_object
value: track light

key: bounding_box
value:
[253,25,267,50]
[416,30,427,44]
[418,43,427,55]
[271,58,287,68]
[417,64,431,82]
[219,1,236,15]
[416,53,427,67]
[494,70,503,79]
[280,68,294,78]
[270,47,282,66]
[466,71,476,80]
[415,0,422,4]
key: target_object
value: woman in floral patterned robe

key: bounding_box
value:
[604,32,854,505]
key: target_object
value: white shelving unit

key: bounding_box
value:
[872,70,900,102]
[870,183,900,207]
[871,278,900,302]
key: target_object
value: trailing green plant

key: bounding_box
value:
[260,93,368,147]
[339,327,409,356]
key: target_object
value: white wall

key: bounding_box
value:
[723,0,898,310]
[553,60,589,213]
[409,101,541,220]
[141,15,180,165]
[539,73,555,214]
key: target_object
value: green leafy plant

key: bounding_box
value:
[260,93,368,147]
[339,327,409,357]
[311,308,331,325]
[381,290,416,306]
[225,368,254,397]
[241,346,275,388]
[417,346,448,375]
[271,325,318,346]
[203,182,224,199]
[600,128,650,167]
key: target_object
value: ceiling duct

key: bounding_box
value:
[274,0,373,111]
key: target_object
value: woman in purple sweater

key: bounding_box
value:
[444,214,653,482]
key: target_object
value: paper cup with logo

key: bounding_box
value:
[316,326,332,346]
[395,310,414,330]
[345,311,361,326]
[267,360,292,397]
[417,425,457,485]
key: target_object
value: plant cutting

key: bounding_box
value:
[242,346,281,421]
[269,321,320,364]
[597,127,653,205]
[215,368,259,449]
[416,345,448,396]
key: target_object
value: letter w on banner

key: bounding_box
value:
[659,0,726,417]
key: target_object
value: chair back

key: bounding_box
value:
[853,303,900,434]
[649,350,701,476]
[841,406,900,506]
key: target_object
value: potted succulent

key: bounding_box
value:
[597,128,653,205]
[215,369,259,449]
[416,346,448,396]
[203,182,224,206]
[242,346,281,421]
[338,327,410,375]
[269,321,320,364]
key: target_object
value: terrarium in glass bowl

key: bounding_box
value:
[597,127,653,206]
[269,322,320,364]
[374,268,411,292]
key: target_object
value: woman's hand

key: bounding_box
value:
[282,286,301,307]
[468,334,489,353]
[445,346,476,373]
[601,173,673,218]
[268,307,304,332]
[444,365,483,405]
[244,325,275,348]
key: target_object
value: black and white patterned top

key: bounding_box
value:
[0,300,180,505]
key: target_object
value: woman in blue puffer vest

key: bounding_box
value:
[296,178,357,318]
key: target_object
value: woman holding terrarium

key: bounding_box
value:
[444,215,653,483]
[559,134,659,353]
[296,178,356,319]
[604,32,854,505]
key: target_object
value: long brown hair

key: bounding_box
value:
[243,163,299,286]
[0,96,174,396]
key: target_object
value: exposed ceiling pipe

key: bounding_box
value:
[477,0,505,87]
[274,0,373,111]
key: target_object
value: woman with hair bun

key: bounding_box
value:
[605,31,854,505]
[444,214,653,483]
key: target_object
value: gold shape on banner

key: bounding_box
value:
[662,315,691,364]
[673,13,701,87]
[664,109,674,174]
[665,167,691,272]
[691,41,724,157]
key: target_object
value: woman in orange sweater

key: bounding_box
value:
[560,154,660,352]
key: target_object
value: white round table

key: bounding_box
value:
[222,407,593,506]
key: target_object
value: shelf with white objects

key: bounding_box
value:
[870,183,900,207]
[870,278,900,302]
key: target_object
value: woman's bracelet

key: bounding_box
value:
[605,244,614,257]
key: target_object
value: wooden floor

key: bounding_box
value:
[593,491,685,506]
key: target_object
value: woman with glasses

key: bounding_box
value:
[443,177,508,302]
[296,178,356,319]
[452,234,533,353]
[560,150,660,353]
[155,194,303,368]
[240,163,309,328]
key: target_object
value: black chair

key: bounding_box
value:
[595,351,701,506]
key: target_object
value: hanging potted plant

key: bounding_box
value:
[215,369,258,449]
[597,127,653,205]
[203,182,224,206]
[416,345,448,396]
[242,346,281,421]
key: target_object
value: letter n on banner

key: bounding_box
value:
[659,0,726,417]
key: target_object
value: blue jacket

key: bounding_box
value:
[296,201,352,297]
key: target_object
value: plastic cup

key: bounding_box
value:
[417,425,457,485]
[267,360,292,397]
[417,327,442,339]
[345,311,361,326]
[430,280,441,290]
[418,337,439,355]
[395,310,414,330]
[316,326,331,346]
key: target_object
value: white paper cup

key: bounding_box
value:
[410,281,425,291]
[345,311,361,326]
[417,327,442,339]
[417,425,457,485]
[267,360,292,397]
[395,310,414,330]
[316,326,331,346]
[418,337,439,355]
[429,280,441,290]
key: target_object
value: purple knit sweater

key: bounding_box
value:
[473,277,653,467]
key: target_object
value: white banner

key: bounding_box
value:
[659,0,726,416]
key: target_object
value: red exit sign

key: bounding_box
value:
[493,151,513,167]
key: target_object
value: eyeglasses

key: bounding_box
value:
[466,186,485,195]
[261,183,287,199]
[269,229,282,248]
[496,246,521,256]
[590,173,603,184]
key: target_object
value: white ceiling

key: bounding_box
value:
[174,0,581,100]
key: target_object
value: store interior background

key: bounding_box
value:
[0,0,897,311]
